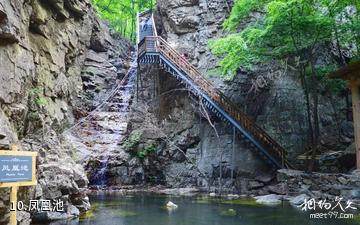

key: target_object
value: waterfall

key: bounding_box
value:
[90,60,138,186]
[64,56,138,188]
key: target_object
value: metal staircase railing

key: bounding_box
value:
[137,13,293,169]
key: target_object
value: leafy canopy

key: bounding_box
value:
[91,0,155,41]
[210,0,360,78]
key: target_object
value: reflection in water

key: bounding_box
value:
[33,193,360,225]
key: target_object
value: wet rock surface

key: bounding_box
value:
[65,61,145,188]
[254,194,282,205]
[0,0,131,223]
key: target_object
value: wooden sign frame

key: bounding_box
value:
[0,150,37,188]
[0,146,38,225]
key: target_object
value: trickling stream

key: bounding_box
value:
[65,57,138,187]
[92,155,110,186]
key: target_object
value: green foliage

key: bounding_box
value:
[316,65,346,94]
[29,87,48,107]
[143,143,157,153]
[123,130,142,150]
[220,198,259,206]
[219,208,237,217]
[91,0,155,41]
[209,34,257,79]
[224,0,270,30]
[80,206,96,221]
[35,97,48,106]
[147,175,157,183]
[136,143,157,160]
[325,78,346,94]
[210,0,360,78]
[124,130,158,160]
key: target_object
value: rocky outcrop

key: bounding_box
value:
[276,169,360,200]
[154,0,353,166]
[127,64,271,192]
[254,194,282,205]
[122,0,276,191]
[0,1,21,45]
[112,0,355,196]
[0,0,130,224]
[156,0,228,72]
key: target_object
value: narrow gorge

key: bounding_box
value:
[0,0,360,224]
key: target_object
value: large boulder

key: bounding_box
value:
[289,194,310,206]
[0,0,21,44]
[90,20,113,52]
[254,194,283,205]
[158,187,199,195]
[32,204,80,222]
[17,211,32,225]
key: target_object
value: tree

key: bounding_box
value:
[91,0,155,42]
[210,0,359,171]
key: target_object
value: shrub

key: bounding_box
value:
[136,143,157,160]
[123,130,142,151]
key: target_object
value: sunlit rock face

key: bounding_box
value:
[147,0,279,189]
[156,0,200,35]
[138,0,354,191]
[0,0,130,223]
[156,0,228,72]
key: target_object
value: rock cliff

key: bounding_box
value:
[126,0,355,194]
[0,0,131,223]
[0,0,357,222]
[155,0,353,160]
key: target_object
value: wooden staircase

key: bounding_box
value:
[137,12,293,169]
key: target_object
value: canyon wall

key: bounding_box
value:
[0,0,357,223]
[0,0,131,223]
[126,0,355,194]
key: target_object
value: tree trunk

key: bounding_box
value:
[345,90,352,121]
[130,0,135,42]
[300,65,315,171]
[308,58,320,172]
[300,67,314,143]
[329,94,342,139]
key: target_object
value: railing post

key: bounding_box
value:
[151,13,158,37]
[136,12,140,45]
[137,61,140,102]
[145,38,147,52]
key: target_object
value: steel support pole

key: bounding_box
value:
[231,126,236,180]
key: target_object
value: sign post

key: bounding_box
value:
[10,145,18,225]
[0,145,37,225]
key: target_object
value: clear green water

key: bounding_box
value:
[36,193,360,225]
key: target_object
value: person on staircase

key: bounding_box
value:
[140,19,147,32]
[146,17,152,32]
[141,17,152,32]
[180,53,189,69]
